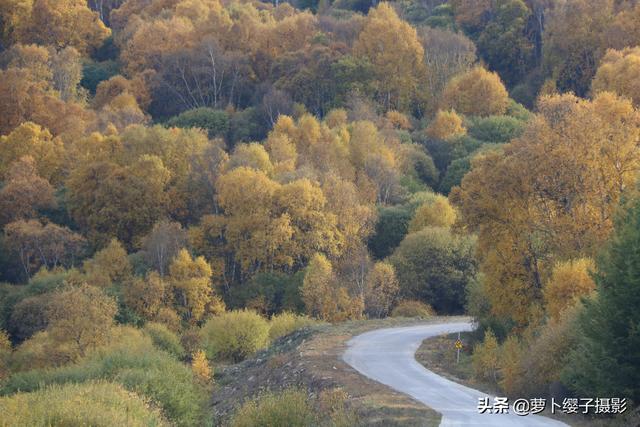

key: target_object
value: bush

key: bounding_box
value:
[167,108,229,138]
[269,312,317,341]
[3,327,207,427]
[467,115,525,144]
[390,227,477,313]
[230,388,317,427]
[391,300,435,318]
[472,329,499,383]
[367,206,412,259]
[200,310,270,362]
[226,272,305,315]
[0,381,167,426]
[438,156,471,195]
[143,322,185,359]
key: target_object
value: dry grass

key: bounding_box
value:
[213,316,471,426]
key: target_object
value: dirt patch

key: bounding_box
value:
[212,317,469,426]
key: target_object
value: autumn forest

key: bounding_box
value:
[0,0,640,425]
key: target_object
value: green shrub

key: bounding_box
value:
[438,156,471,195]
[391,300,435,318]
[3,327,207,427]
[367,206,412,259]
[143,322,186,359]
[167,108,229,138]
[0,381,167,427]
[230,388,317,427]
[390,227,477,313]
[200,310,270,362]
[467,115,525,144]
[269,312,317,341]
[226,272,305,315]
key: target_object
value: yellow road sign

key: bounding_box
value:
[455,340,463,350]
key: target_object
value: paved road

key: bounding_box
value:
[343,321,568,426]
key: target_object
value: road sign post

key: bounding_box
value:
[455,332,462,364]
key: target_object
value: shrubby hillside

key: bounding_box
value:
[0,0,640,424]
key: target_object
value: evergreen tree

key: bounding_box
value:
[562,199,640,402]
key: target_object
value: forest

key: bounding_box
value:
[0,0,639,425]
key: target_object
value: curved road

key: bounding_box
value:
[343,321,568,426]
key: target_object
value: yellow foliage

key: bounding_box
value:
[269,312,317,341]
[0,381,168,426]
[408,194,457,232]
[426,110,466,140]
[123,271,168,321]
[227,143,274,174]
[365,262,400,318]
[472,329,499,383]
[83,238,132,287]
[354,3,426,110]
[543,258,596,321]
[200,310,270,362]
[498,334,525,396]
[169,249,217,323]
[440,67,509,116]
[385,110,412,130]
[191,349,213,385]
[0,329,11,382]
[391,300,435,318]
[47,284,118,360]
[0,122,64,183]
[324,109,348,128]
[592,47,640,107]
[452,92,640,325]
[301,253,362,322]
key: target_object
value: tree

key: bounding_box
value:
[408,194,457,232]
[440,67,510,116]
[301,253,362,322]
[592,47,640,108]
[543,258,596,321]
[451,92,640,325]
[50,46,83,102]
[0,156,55,226]
[1,0,110,54]
[140,220,187,277]
[47,284,117,358]
[82,238,132,288]
[390,227,477,314]
[475,0,534,86]
[364,262,399,318]
[419,27,476,112]
[123,271,168,321]
[354,3,426,111]
[227,143,274,175]
[368,205,412,259]
[472,328,500,383]
[543,0,614,97]
[562,199,640,402]
[4,220,86,281]
[0,122,64,183]
[426,110,466,141]
[169,249,223,323]
[66,156,171,248]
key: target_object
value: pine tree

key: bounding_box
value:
[562,199,640,402]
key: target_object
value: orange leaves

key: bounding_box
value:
[453,92,640,325]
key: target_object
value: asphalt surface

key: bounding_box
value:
[343,321,569,426]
